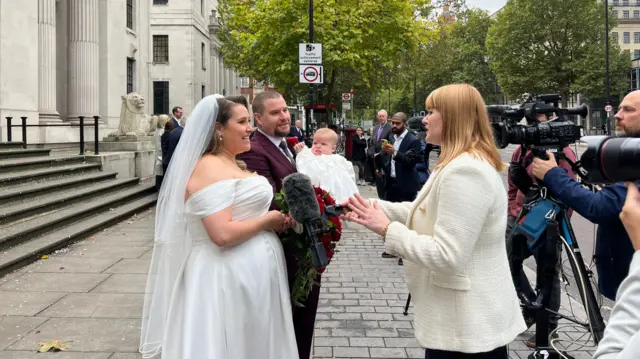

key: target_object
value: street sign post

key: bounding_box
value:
[299,43,323,64]
[341,93,352,101]
[299,65,323,84]
[342,101,351,110]
[605,104,613,112]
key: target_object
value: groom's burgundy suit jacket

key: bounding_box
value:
[238,130,297,195]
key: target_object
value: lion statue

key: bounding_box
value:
[109,93,155,137]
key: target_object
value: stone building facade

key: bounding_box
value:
[0,0,241,144]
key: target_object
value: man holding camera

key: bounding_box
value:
[507,112,578,348]
[531,91,640,305]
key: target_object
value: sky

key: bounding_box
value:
[466,0,508,14]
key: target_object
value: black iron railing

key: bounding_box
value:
[4,116,100,155]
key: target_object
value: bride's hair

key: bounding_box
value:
[204,97,248,170]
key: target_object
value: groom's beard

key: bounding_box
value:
[275,128,290,138]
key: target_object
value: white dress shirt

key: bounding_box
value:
[390,129,408,178]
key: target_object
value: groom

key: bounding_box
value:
[238,91,319,359]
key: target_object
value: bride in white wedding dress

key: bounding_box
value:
[139,95,299,359]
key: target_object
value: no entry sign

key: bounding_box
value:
[299,65,323,84]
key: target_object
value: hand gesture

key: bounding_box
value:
[620,182,640,251]
[293,142,306,154]
[339,194,390,236]
[262,210,287,232]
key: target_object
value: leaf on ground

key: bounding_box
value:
[40,255,49,259]
[88,236,96,240]
[38,340,68,352]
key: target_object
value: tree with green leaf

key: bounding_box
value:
[486,0,630,105]
[217,0,433,110]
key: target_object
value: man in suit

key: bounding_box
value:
[237,91,318,359]
[289,119,304,143]
[371,110,393,199]
[169,106,183,128]
[380,112,422,263]
[381,112,422,203]
[165,116,187,170]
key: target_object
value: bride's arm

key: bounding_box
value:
[201,208,274,247]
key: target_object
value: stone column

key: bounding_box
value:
[38,0,59,121]
[67,0,99,121]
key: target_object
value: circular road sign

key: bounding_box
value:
[605,104,613,112]
[342,93,351,101]
[303,66,319,82]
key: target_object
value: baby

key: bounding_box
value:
[293,128,359,204]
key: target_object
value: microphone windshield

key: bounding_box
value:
[282,173,322,222]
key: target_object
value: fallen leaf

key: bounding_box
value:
[88,236,96,240]
[41,255,49,259]
[59,267,65,270]
[38,340,68,352]
[127,221,133,224]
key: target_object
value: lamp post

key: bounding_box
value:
[305,0,314,139]
[605,0,612,135]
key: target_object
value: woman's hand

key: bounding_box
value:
[620,182,640,251]
[262,210,287,232]
[340,194,390,236]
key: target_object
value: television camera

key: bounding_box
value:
[488,93,588,155]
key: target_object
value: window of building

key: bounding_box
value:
[623,0,629,5]
[613,32,619,43]
[634,49,640,59]
[153,35,169,63]
[634,32,640,43]
[625,32,630,43]
[614,10,619,18]
[153,81,170,115]
[240,77,250,88]
[201,0,205,13]
[635,10,640,18]
[636,0,640,6]
[624,10,630,19]
[127,58,135,94]
[613,0,619,5]
[202,85,206,99]
[201,42,206,70]
[631,68,640,92]
[153,0,168,4]
[126,0,134,30]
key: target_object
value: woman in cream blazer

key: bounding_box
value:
[342,84,526,358]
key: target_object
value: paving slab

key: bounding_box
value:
[27,256,121,273]
[39,293,144,319]
[6,318,140,352]
[90,274,147,294]
[0,291,65,316]
[0,316,48,350]
[0,351,111,359]
[0,272,109,292]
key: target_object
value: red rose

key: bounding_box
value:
[320,234,332,247]
[332,230,341,242]
[327,250,334,260]
[316,195,326,214]
[314,186,324,196]
[324,194,336,206]
[286,137,299,147]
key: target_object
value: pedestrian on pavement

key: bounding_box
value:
[139,94,298,359]
[340,83,526,359]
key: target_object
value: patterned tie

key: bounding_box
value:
[279,141,294,164]
[377,126,383,141]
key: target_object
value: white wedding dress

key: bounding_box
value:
[160,176,298,359]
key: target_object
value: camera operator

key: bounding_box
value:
[593,182,640,358]
[507,112,578,348]
[531,90,640,302]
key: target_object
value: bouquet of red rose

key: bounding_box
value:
[274,186,342,306]
[285,137,299,147]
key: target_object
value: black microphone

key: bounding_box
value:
[282,173,330,269]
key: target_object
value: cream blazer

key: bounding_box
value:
[378,153,527,353]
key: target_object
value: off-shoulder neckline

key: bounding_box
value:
[185,175,263,204]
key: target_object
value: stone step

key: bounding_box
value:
[0,148,51,159]
[0,142,24,150]
[0,184,156,251]
[0,171,118,205]
[0,177,141,225]
[0,163,102,186]
[0,193,157,276]
[0,155,85,173]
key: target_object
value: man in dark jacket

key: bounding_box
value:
[531,90,640,301]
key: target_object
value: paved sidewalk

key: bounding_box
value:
[0,186,598,358]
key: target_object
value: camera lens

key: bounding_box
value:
[598,137,640,183]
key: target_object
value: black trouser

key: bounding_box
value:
[352,160,365,182]
[364,156,376,183]
[385,177,417,203]
[155,175,163,191]
[506,217,561,328]
[425,345,508,359]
